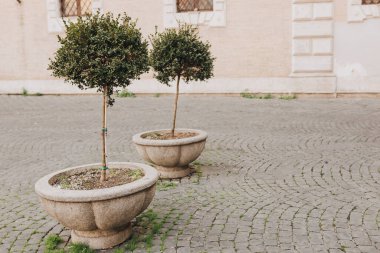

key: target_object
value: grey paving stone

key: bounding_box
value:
[2,96,380,253]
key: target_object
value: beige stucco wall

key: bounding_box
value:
[0,0,292,81]
[0,0,58,80]
[199,0,292,78]
[334,0,380,92]
[2,0,378,94]
[334,0,346,22]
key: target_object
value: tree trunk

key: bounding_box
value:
[171,75,180,137]
[100,86,108,182]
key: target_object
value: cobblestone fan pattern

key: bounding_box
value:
[1,96,380,253]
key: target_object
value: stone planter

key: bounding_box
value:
[35,162,159,249]
[132,129,207,179]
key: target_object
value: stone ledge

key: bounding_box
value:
[348,0,380,22]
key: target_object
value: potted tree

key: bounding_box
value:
[34,13,159,249]
[133,24,215,179]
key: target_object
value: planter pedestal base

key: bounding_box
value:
[156,166,195,179]
[71,223,132,249]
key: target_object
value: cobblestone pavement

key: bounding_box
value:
[1,95,380,253]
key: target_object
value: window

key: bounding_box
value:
[164,0,225,28]
[362,0,380,4]
[61,0,92,17]
[177,0,213,12]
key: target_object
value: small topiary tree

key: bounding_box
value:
[149,24,215,137]
[48,13,149,182]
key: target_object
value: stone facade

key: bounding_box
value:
[0,0,379,94]
[292,0,334,74]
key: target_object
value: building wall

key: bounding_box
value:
[0,1,291,79]
[0,0,58,80]
[334,0,380,93]
[0,0,379,94]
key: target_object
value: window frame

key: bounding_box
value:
[47,0,102,33]
[176,0,213,13]
[60,0,92,18]
[163,0,226,28]
[362,0,380,5]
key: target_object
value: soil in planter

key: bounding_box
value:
[49,168,144,190]
[142,130,198,140]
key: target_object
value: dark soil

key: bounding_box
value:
[142,130,198,140]
[49,167,144,190]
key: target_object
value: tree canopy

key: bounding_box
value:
[149,24,215,86]
[48,12,149,105]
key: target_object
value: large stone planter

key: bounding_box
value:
[35,162,159,249]
[132,129,207,179]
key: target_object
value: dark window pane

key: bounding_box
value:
[61,0,92,17]
[177,0,213,12]
[362,0,380,4]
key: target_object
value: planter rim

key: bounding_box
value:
[34,162,159,202]
[132,128,208,147]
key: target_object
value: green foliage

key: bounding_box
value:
[128,169,144,181]
[279,94,297,100]
[263,93,273,99]
[117,89,136,98]
[119,208,182,252]
[124,234,138,251]
[141,209,158,223]
[46,250,65,253]
[45,234,62,251]
[152,221,163,234]
[48,12,149,106]
[149,24,215,86]
[240,90,273,99]
[22,88,28,96]
[157,181,177,191]
[21,90,44,97]
[145,233,153,249]
[68,243,94,253]
[240,90,256,99]
[340,245,347,253]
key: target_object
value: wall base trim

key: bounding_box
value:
[0,77,378,94]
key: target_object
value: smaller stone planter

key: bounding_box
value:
[35,162,159,249]
[132,129,207,179]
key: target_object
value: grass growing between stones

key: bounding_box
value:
[124,235,138,251]
[241,90,298,100]
[240,90,273,99]
[279,94,297,100]
[45,234,63,252]
[122,209,162,252]
[44,234,94,253]
[157,181,178,191]
[117,89,136,98]
[22,88,28,96]
[191,161,205,184]
[117,208,183,252]
[67,243,94,253]
[20,88,44,97]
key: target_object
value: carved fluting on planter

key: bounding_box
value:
[133,129,207,179]
[35,163,159,249]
